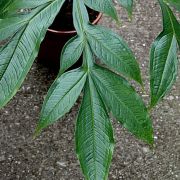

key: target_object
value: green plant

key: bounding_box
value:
[0,0,179,179]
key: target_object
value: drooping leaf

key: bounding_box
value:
[76,76,114,180]
[84,0,118,21]
[36,68,87,134]
[0,0,66,108]
[150,0,180,107]
[60,35,85,74]
[85,25,142,84]
[150,34,178,107]
[164,0,180,11]
[91,65,153,144]
[117,0,133,17]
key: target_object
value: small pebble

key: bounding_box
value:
[142,147,150,153]
[169,96,174,100]
[56,161,67,167]
[154,136,158,140]
[0,155,5,162]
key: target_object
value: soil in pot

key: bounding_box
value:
[38,1,101,72]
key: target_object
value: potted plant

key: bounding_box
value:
[0,0,179,179]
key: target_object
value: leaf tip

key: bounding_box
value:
[33,125,42,139]
[128,13,133,21]
[116,18,122,26]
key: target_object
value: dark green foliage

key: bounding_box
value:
[0,0,179,179]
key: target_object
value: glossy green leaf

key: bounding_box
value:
[85,25,142,84]
[0,0,65,108]
[76,76,114,180]
[150,0,180,107]
[36,68,87,134]
[150,34,178,107]
[0,29,23,78]
[84,0,118,21]
[60,35,85,74]
[91,65,153,144]
[117,0,133,17]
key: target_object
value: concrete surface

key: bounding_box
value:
[0,0,180,179]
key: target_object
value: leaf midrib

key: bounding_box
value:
[87,77,98,179]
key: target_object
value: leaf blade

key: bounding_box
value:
[85,25,142,84]
[76,76,114,179]
[0,0,53,17]
[150,33,178,107]
[36,68,87,133]
[150,0,180,107]
[91,65,153,144]
[60,35,85,74]
[73,0,89,34]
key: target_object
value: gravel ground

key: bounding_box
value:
[0,0,180,179]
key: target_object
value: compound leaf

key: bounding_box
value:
[76,76,114,180]
[85,25,142,84]
[91,65,153,145]
[0,0,65,108]
[36,68,87,134]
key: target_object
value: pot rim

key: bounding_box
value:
[47,12,102,34]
